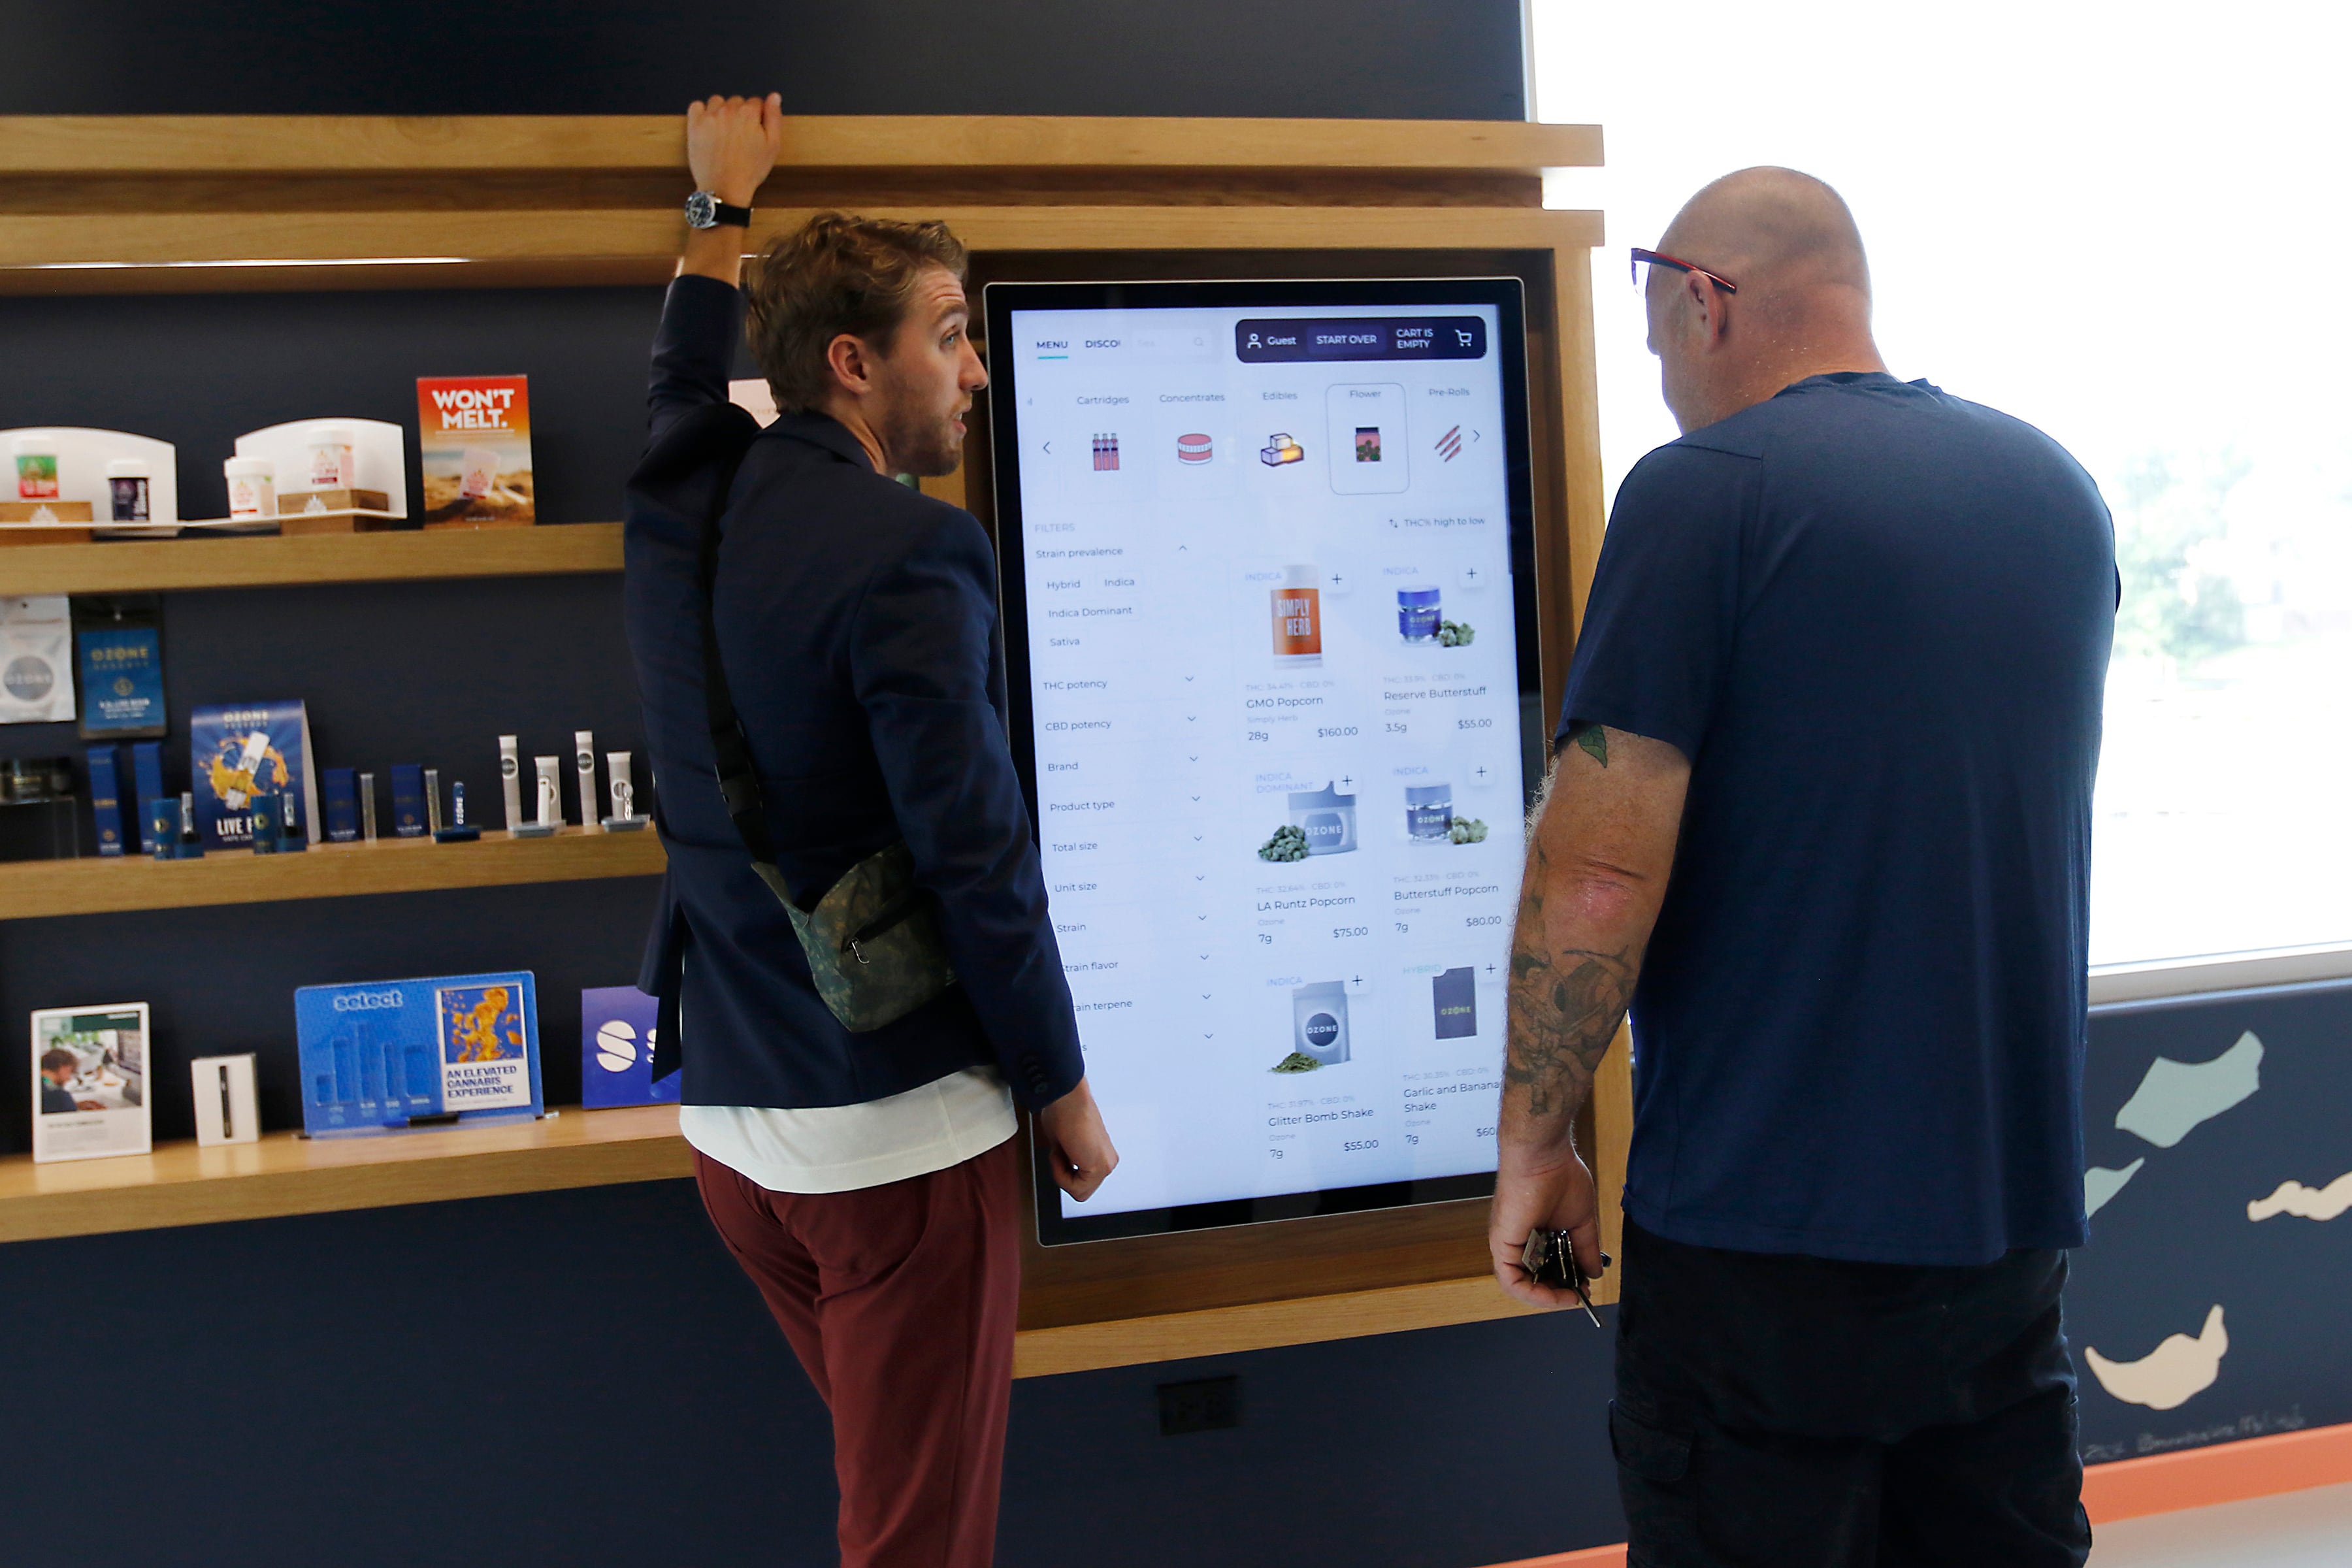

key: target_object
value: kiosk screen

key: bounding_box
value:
[984,279,1544,1243]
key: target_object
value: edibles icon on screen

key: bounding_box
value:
[1435,425,1463,462]
[1260,432,1305,466]
[1177,433,1213,465]
[1355,427,1382,463]
[1092,433,1120,470]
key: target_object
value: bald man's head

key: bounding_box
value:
[1643,167,1886,432]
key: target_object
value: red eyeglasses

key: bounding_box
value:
[1631,248,1739,295]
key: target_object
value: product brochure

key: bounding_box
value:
[0,596,76,725]
[75,621,165,738]
[31,1002,153,1163]
[292,971,543,1138]
[189,699,319,850]
[580,985,678,1110]
[416,375,534,527]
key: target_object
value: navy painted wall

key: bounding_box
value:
[2,0,1527,120]
[2070,980,2352,1462]
[0,1181,1625,1568]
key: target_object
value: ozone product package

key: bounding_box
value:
[1397,584,1442,642]
[1292,981,1351,1066]
[1286,781,1358,855]
[1405,783,1453,841]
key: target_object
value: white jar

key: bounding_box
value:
[105,458,153,522]
[304,423,357,489]
[13,434,59,500]
[224,456,276,520]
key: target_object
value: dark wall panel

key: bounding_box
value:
[0,0,1527,120]
[0,1177,1624,1568]
[2070,980,2352,1460]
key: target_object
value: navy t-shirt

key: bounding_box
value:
[1559,372,2115,1266]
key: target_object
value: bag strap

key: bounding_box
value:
[677,407,803,910]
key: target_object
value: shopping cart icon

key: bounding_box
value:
[1454,328,1475,348]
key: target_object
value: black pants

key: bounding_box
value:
[1610,1220,2091,1567]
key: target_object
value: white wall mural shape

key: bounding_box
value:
[2247,1171,2352,1222]
[2083,1305,2230,1411]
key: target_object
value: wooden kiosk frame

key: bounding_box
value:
[0,114,1625,1375]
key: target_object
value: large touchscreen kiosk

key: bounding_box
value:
[985,280,1543,1244]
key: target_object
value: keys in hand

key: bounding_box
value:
[1519,1228,1610,1328]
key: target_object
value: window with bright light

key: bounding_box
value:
[1532,1,2352,968]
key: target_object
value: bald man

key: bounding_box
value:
[1492,169,2112,1564]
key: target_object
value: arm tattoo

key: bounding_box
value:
[1565,723,1609,768]
[1505,837,1637,1128]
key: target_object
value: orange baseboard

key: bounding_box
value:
[1482,1419,2352,1567]
[1487,1550,1624,1568]
[2082,1418,2352,1522]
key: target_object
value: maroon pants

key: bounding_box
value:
[694,1135,1022,1568]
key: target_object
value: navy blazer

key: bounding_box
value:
[624,274,1084,1111]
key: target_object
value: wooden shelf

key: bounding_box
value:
[0,521,622,595]
[0,115,1603,295]
[0,1104,691,1243]
[0,825,663,921]
[0,114,1601,177]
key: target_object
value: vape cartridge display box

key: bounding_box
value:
[292,972,543,1139]
[416,376,533,529]
[189,700,318,851]
[84,745,126,856]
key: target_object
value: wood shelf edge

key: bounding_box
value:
[0,1106,693,1243]
[0,826,664,921]
[0,206,1608,291]
[0,521,623,595]
[1010,1273,1554,1379]
[0,116,1603,176]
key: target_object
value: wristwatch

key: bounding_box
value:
[684,191,754,230]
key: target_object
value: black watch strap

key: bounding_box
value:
[685,190,755,230]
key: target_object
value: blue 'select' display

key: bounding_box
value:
[986,278,1544,1245]
[293,972,543,1137]
[580,985,679,1109]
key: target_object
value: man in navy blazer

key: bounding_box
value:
[624,95,1116,1568]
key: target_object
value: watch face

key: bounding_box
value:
[684,191,717,229]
